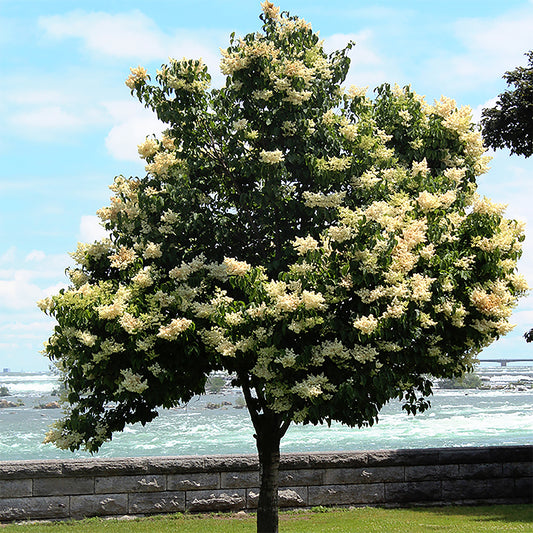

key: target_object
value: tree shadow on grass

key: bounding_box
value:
[410,504,533,525]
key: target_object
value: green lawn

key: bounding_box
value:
[1,505,532,532]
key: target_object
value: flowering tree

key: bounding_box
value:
[40,3,527,532]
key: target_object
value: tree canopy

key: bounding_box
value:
[481,50,533,158]
[40,3,527,531]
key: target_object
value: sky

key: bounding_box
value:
[1,0,533,372]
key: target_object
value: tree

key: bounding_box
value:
[481,50,533,158]
[39,3,527,532]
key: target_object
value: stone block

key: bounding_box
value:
[405,464,459,482]
[309,452,367,469]
[385,481,442,504]
[503,462,533,478]
[62,458,149,477]
[70,493,128,518]
[167,472,219,491]
[325,466,404,485]
[279,468,323,487]
[0,496,69,521]
[439,447,491,465]
[221,470,259,489]
[246,487,307,508]
[308,483,384,506]
[280,453,310,469]
[33,476,94,496]
[143,456,206,474]
[442,479,490,501]
[515,477,533,502]
[129,491,186,514]
[485,478,521,499]
[95,475,165,494]
[204,455,258,472]
[458,463,503,480]
[0,461,63,479]
[489,446,533,464]
[186,489,246,512]
[367,449,439,467]
[0,478,32,497]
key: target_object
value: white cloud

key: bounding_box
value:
[2,71,112,141]
[38,10,226,84]
[79,215,109,242]
[25,250,46,262]
[324,30,393,89]
[424,5,533,94]
[103,100,164,161]
[40,10,168,60]
[472,97,498,124]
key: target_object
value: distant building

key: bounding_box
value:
[2,368,9,373]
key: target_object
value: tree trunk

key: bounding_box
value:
[255,415,282,533]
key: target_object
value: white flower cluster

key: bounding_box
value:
[157,318,193,340]
[292,235,319,255]
[125,66,148,89]
[303,190,346,208]
[118,369,148,394]
[259,149,285,164]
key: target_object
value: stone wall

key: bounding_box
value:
[0,445,531,522]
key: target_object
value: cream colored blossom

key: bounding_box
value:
[398,109,412,125]
[292,235,319,255]
[412,158,429,177]
[417,191,440,212]
[233,119,248,131]
[292,374,335,399]
[145,152,179,176]
[411,274,435,302]
[132,268,153,289]
[433,96,456,118]
[119,369,148,394]
[352,344,378,363]
[347,85,368,98]
[143,242,162,259]
[157,318,193,340]
[444,167,467,183]
[317,156,352,172]
[253,89,274,101]
[224,257,251,276]
[328,225,352,242]
[301,290,326,310]
[37,297,53,313]
[120,312,143,334]
[275,348,298,368]
[137,138,159,159]
[339,123,358,142]
[76,330,97,347]
[275,293,300,313]
[284,89,312,105]
[353,314,378,334]
[220,49,251,75]
[98,300,125,320]
[259,149,284,164]
[109,246,136,270]
[473,195,507,216]
[261,1,280,19]
[125,66,148,89]
[303,190,346,208]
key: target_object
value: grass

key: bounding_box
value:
[0,505,532,532]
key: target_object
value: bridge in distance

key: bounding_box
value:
[478,359,533,367]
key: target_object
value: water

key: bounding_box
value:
[1,371,532,461]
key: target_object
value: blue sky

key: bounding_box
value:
[1,0,532,371]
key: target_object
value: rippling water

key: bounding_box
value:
[1,372,532,461]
